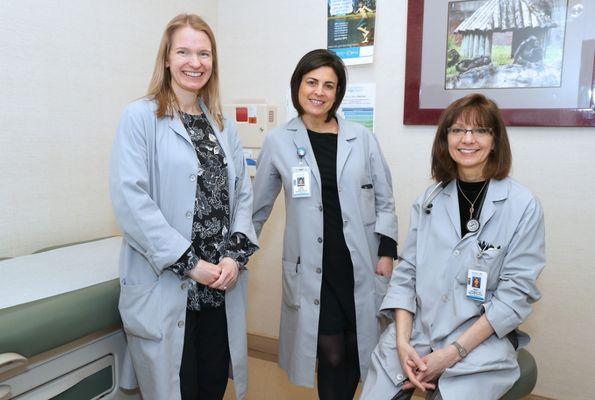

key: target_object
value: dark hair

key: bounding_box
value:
[290,49,347,123]
[431,93,512,183]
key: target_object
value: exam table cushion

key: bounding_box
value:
[0,279,121,358]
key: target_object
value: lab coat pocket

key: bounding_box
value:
[282,259,302,309]
[360,186,376,225]
[456,244,505,290]
[119,279,163,341]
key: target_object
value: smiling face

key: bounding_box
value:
[447,113,495,181]
[166,26,212,98]
[297,66,338,121]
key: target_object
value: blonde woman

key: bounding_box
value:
[110,14,257,400]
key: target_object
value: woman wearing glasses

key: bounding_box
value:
[361,94,546,400]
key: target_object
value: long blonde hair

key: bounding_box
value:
[147,14,223,130]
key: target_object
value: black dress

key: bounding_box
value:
[307,129,397,335]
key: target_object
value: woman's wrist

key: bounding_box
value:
[396,335,411,347]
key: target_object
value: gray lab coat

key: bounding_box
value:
[109,98,257,400]
[252,116,398,387]
[361,178,546,400]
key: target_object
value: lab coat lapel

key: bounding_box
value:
[442,180,462,239]
[478,179,509,232]
[198,99,238,212]
[336,118,356,182]
[199,98,232,160]
[288,118,321,188]
[168,113,193,146]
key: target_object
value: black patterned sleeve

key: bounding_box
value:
[378,235,398,259]
[222,232,258,270]
[168,246,199,278]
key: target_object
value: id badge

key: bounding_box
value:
[292,166,311,198]
[466,269,488,301]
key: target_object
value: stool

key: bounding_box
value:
[500,349,537,400]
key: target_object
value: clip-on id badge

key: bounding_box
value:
[466,269,487,301]
[292,166,311,198]
[292,147,311,198]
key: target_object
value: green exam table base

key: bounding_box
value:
[0,279,132,399]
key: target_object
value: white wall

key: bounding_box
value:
[217,1,595,399]
[0,0,218,257]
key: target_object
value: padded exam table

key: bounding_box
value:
[0,237,137,399]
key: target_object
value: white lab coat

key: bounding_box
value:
[252,116,398,387]
[361,178,546,400]
[110,98,257,400]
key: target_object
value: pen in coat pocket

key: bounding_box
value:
[296,257,300,273]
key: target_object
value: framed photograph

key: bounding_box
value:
[404,0,595,126]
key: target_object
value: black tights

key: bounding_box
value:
[316,331,360,400]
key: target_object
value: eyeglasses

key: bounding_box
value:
[447,127,492,137]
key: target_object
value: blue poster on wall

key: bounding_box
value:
[327,0,376,65]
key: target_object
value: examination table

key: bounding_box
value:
[0,237,138,399]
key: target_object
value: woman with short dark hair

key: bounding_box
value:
[361,94,546,400]
[253,49,398,399]
[289,49,347,123]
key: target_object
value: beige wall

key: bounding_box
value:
[0,0,218,257]
[217,1,595,399]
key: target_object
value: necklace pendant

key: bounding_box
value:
[466,218,480,233]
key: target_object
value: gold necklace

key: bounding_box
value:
[457,180,488,232]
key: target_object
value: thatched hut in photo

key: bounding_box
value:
[454,0,558,60]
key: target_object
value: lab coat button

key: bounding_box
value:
[319,205,323,211]
[186,211,193,219]
[441,294,448,302]
[338,186,342,192]
[177,321,184,328]
[181,283,188,290]
[397,374,404,380]
[316,268,322,274]
[189,174,196,182]
[314,299,320,305]
[453,249,460,256]
[317,237,323,243]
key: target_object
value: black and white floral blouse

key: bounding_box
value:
[169,112,257,311]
